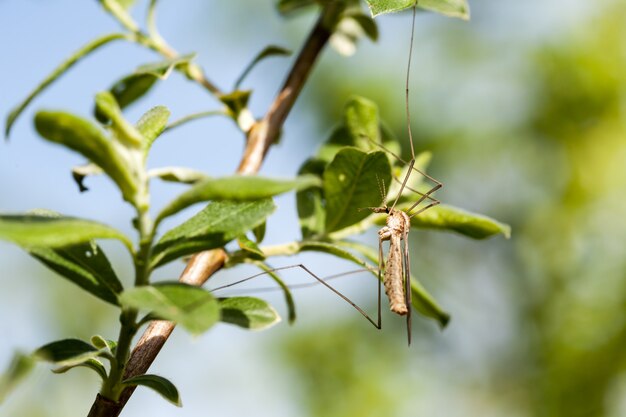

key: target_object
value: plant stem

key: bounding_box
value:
[87,6,334,416]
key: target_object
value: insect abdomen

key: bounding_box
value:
[384,235,408,316]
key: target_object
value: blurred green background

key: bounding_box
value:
[1,1,625,416]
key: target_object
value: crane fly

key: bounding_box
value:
[212,3,442,345]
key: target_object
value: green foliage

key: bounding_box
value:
[121,374,181,406]
[151,199,276,268]
[0,353,35,404]
[219,297,281,330]
[119,283,220,335]
[0,214,132,250]
[365,0,470,20]
[234,45,292,89]
[409,204,511,239]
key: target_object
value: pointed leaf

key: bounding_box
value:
[344,96,381,147]
[276,0,316,15]
[29,242,123,305]
[119,283,219,335]
[34,111,138,204]
[151,199,275,268]
[94,91,143,147]
[237,235,264,259]
[410,278,450,327]
[95,74,158,124]
[410,204,511,239]
[254,261,296,324]
[135,53,196,79]
[156,175,318,224]
[349,13,378,41]
[136,105,170,152]
[35,339,99,367]
[366,0,470,20]
[324,148,391,232]
[52,358,108,381]
[0,352,35,404]
[234,45,292,89]
[0,214,132,250]
[219,297,281,330]
[296,159,326,239]
[122,374,181,406]
[148,167,208,184]
[5,33,129,138]
[218,90,254,131]
[164,110,226,133]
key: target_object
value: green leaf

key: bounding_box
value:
[136,53,197,79]
[148,167,208,184]
[136,105,170,153]
[96,74,158,123]
[113,0,137,9]
[365,0,470,20]
[34,339,100,367]
[99,0,139,31]
[122,374,181,406]
[89,335,117,354]
[254,261,296,324]
[0,352,35,404]
[52,358,108,381]
[409,204,511,239]
[119,283,219,335]
[298,241,372,270]
[234,45,292,89]
[237,235,265,259]
[34,111,138,204]
[0,214,132,250]
[324,148,391,232]
[296,159,326,238]
[253,221,267,244]
[344,96,381,147]
[156,175,318,224]
[29,242,123,305]
[349,13,378,41]
[94,91,143,147]
[151,199,275,268]
[276,0,317,15]
[218,90,255,131]
[410,278,450,327]
[5,33,129,138]
[219,297,281,330]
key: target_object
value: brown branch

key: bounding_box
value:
[87,9,332,417]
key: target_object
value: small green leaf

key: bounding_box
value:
[253,221,266,244]
[349,13,378,41]
[35,339,99,367]
[96,74,158,123]
[119,283,219,335]
[52,358,108,381]
[296,159,326,238]
[344,96,381,147]
[5,33,129,138]
[89,335,116,353]
[98,0,139,31]
[156,175,318,224]
[0,352,35,404]
[148,167,208,184]
[136,105,170,152]
[219,297,281,330]
[237,235,265,259]
[0,214,132,250]
[410,278,450,327]
[136,53,197,79]
[234,45,291,89]
[324,148,391,232]
[122,374,181,406]
[112,0,137,10]
[366,0,470,20]
[29,242,123,305]
[94,91,143,147]
[254,261,296,324]
[276,0,316,15]
[218,90,254,131]
[410,204,511,239]
[34,111,138,204]
[151,199,276,268]
[299,241,372,270]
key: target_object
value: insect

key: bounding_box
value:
[214,3,442,345]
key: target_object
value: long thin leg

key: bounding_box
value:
[211,264,381,329]
[403,232,412,346]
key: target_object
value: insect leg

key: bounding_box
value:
[213,264,382,329]
[403,232,412,346]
